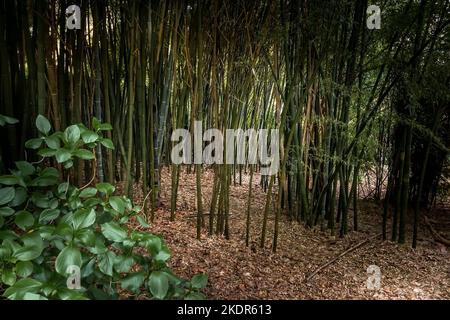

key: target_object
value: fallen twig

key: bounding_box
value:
[424,215,450,246]
[305,233,383,283]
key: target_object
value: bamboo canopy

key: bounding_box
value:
[0,0,449,251]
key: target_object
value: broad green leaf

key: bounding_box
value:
[79,187,97,198]
[90,238,107,255]
[0,215,3,228]
[119,216,129,224]
[92,117,100,130]
[55,148,71,163]
[39,284,55,298]
[39,208,60,223]
[14,245,42,261]
[145,235,162,255]
[96,182,115,195]
[109,196,125,214]
[10,187,27,207]
[72,208,96,230]
[101,222,127,242]
[3,278,42,298]
[65,125,81,144]
[73,149,94,160]
[14,211,35,230]
[122,239,136,248]
[121,272,145,293]
[31,175,58,187]
[48,198,58,209]
[15,261,33,278]
[98,123,113,131]
[63,160,73,169]
[130,231,149,242]
[162,271,183,286]
[55,246,82,276]
[22,231,44,248]
[15,161,35,176]
[25,138,43,149]
[59,213,74,227]
[191,274,208,289]
[57,290,88,300]
[98,251,116,276]
[136,215,150,228]
[38,148,57,157]
[0,207,14,217]
[45,135,61,149]
[0,176,20,186]
[76,228,95,246]
[0,187,15,205]
[0,230,18,241]
[54,222,73,239]
[41,167,59,177]
[100,138,115,149]
[22,293,48,300]
[38,225,55,239]
[31,193,51,208]
[0,114,18,125]
[114,255,134,273]
[0,245,11,258]
[36,115,51,135]
[154,248,171,262]
[57,182,69,195]
[1,270,17,286]
[81,258,96,278]
[83,198,102,207]
[185,292,206,300]
[81,131,99,144]
[148,271,169,300]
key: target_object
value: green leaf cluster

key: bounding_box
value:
[0,116,207,300]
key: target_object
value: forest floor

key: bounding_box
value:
[127,168,450,300]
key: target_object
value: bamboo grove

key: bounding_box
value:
[0,0,449,252]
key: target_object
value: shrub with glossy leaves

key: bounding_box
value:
[0,115,207,300]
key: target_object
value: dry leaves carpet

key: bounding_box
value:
[125,168,450,300]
